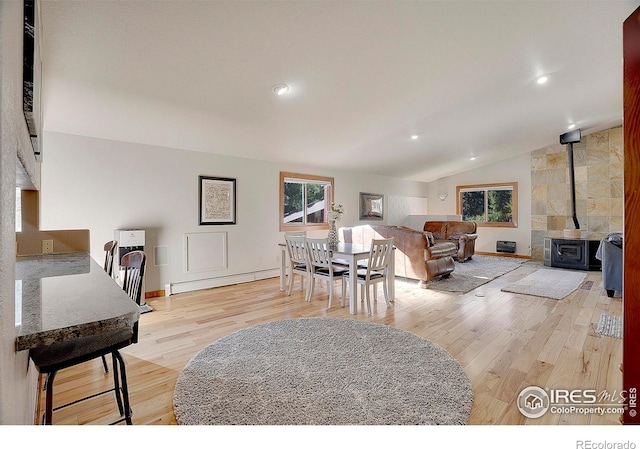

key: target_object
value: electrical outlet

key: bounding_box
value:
[42,239,54,254]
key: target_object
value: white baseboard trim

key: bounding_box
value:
[166,268,280,295]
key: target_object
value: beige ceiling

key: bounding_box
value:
[39,0,639,182]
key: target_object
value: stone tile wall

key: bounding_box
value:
[530,126,623,260]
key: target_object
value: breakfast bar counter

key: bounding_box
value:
[15,253,140,352]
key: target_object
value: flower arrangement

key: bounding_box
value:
[327,203,344,222]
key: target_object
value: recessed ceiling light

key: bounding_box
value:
[272,84,290,96]
[470,156,477,161]
[567,123,576,130]
[411,134,419,140]
[536,75,549,85]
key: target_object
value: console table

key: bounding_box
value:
[15,253,140,352]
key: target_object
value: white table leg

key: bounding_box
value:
[349,256,358,314]
[279,247,286,292]
[389,248,395,302]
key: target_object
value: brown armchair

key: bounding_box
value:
[424,221,478,262]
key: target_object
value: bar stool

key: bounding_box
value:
[100,240,118,373]
[29,251,146,425]
[103,240,117,278]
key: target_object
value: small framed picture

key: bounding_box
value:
[359,192,384,221]
[199,176,237,225]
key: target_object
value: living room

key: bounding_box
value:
[2,0,640,442]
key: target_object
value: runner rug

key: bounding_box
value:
[427,255,527,293]
[500,268,586,299]
[596,313,623,339]
[173,317,473,425]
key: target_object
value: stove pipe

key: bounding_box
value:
[559,129,582,230]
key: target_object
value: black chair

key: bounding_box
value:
[100,240,118,373]
[103,240,118,278]
[29,250,146,425]
[120,251,146,343]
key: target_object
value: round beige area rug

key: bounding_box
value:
[173,317,473,425]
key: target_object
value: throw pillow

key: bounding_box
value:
[424,231,435,246]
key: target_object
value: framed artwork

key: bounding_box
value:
[199,176,237,225]
[359,192,384,221]
[23,0,42,159]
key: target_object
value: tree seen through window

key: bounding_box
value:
[280,172,334,231]
[457,183,517,228]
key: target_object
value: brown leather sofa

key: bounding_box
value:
[423,221,478,262]
[339,224,457,287]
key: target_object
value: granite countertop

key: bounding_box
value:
[15,253,141,352]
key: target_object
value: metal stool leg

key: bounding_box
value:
[111,352,125,416]
[113,350,133,425]
[101,355,109,373]
[43,371,57,425]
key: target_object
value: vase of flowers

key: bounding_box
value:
[327,203,344,248]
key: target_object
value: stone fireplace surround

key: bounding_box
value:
[530,126,623,261]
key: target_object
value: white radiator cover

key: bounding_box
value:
[166,269,279,295]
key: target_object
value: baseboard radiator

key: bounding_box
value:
[496,240,516,254]
[165,268,280,295]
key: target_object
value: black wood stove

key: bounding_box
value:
[544,237,601,271]
[542,129,601,272]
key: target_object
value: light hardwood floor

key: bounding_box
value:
[47,261,622,425]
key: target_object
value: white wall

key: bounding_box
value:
[40,131,429,293]
[387,196,429,225]
[424,152,532,257]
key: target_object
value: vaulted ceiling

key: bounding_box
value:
[40,0,639,182]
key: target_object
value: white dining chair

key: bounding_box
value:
[342,238,394,315]
[306,237,348,308]
[284,234,311,299]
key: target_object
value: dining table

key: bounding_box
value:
[279,242,395,314]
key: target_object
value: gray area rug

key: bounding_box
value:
[173,317,473,425]
[426,255,527,293]
[501,268,586,299]
[596,313,623,339]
